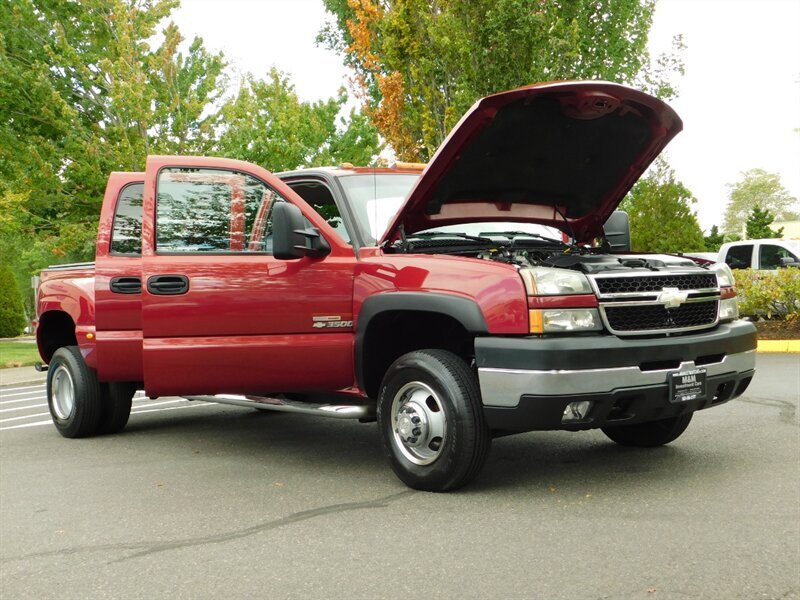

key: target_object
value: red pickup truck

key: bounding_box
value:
[35,82,757,491]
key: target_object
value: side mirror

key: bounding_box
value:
[603,210,631,253]
[779,256,800,268]
[272,202,331,260]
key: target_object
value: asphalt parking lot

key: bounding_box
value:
[1,353,798,600]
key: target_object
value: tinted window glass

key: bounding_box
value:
[288,181,350,243]
[156,168,279,253]
[111,183,144,255]
[760,244,798,269]
[724,244,753,269]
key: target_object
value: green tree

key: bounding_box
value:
[320,0,684,160]
[0,263,26,337]
[703,225,725,252]
[619,159,705,253]
[216,69,382,171]
[723,169,798,235]
[0,0,224,281]
[745,205,784,239]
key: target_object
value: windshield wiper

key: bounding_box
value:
[478,231,565,245]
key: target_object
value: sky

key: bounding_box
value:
[171,0,800,232]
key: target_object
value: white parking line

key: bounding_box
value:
[0,419,53,431]
[0,402,214,431]
[0,389,48,400]
[0,395,46,406]
[130,399,186,410]
[0,396,181,415]
[0,412,50,423]
[0,383,46,393]
[0,403,47,413]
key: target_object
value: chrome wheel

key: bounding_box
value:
[51,364,76,420]
[390,381,447,466]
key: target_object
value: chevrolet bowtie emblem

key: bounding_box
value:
[658,287,688,308]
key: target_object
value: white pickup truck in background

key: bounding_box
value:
[718,239,800,270]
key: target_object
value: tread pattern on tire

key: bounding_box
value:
[47,345,102,438]
[377,349,491,492]
[98,382,136,435]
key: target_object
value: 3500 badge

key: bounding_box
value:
[312,316,354,329]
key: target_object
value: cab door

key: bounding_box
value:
[94,173,145,382]
[140,156,356,397]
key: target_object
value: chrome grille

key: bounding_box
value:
[594,273,717,294]
[589,271,720,336]
[604,302,719,332]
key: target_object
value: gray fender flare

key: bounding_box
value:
[354,292,489,395]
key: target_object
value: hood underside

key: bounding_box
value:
[380,81,682,245]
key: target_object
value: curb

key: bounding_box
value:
[756,340,800,353]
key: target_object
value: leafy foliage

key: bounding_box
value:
[0,0,380,307]
[217,69,381,171]
[703,225,725,252]
[618,159,705,253]
[734,268,800,321]
[0,264,26,337]
[745,206,783,240]
[319,0,684,160]
[1,0,225,277]
[723,169,799,235]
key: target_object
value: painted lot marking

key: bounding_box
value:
[0,384,214,432]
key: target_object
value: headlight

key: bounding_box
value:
[709,263,738,322]
[529,308,602,333]
[520,267,593,295]
[709,262,735,288]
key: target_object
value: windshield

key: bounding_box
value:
[338,174,419,243]
[339,173,564,244]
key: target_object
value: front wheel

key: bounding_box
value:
[377,349,491,492]
[47,346,102,438]
[601,413,693,447]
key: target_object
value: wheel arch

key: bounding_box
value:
[355,292,488,399]
[37,310,78,363]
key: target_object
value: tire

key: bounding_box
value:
[377,349,491,492]
[98,382,136,434]
[601,413,693,448]
[46,346,102,438]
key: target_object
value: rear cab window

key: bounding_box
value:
[111,183,144,255]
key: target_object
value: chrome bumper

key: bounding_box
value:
[478,349,756,408]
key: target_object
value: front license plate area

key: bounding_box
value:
[670,368,707,403]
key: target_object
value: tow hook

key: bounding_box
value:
[34,362,48,372]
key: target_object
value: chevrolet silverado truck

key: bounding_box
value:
[36,82,757,491]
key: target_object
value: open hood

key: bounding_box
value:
[380,81,682,245]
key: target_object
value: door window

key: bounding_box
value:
[111,183,144,255]
[288,180,351,243]
[155,168,281,253]
[724,244,753,269]
[760,244,798,269]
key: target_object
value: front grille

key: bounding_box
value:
[604,301,719,332]
[594,273,717,294]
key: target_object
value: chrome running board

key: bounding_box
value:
[183,394,373,420]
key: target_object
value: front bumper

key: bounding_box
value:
[475,321,757,432]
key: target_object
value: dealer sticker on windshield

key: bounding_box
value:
[669,368,707,403]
